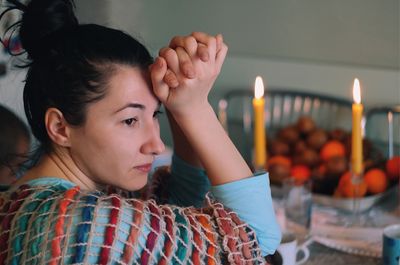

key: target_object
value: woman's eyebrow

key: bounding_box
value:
[114,103,145,113]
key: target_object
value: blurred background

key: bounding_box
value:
[0,0,399,146]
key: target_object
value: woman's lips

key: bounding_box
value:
[134,163,152,173]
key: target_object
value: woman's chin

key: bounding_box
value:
[120,174,148,192]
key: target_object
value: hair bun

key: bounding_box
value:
[18,0,78,59]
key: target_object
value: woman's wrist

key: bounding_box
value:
[169,102,214,126]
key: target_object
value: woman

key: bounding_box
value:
[0,0,281,264]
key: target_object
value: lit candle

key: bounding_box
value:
[351,78,363,175]
[253,76,267,169]
[388,111,394,159]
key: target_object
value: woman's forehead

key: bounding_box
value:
[91,66,158,114]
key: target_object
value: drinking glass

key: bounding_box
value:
[283,178,313,241]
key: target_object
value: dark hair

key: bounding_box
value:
[0,105,30,167]
[1,0,153,152]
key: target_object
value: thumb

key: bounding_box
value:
[216,33,223,53]
[150,57,170,103]
[215,42,228,73]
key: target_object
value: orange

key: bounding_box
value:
[364,168,388,194]
[337,171,367,198]
[386,156,400,181]
[268,155,292,168]
[290,165,311,183]
[318,164,327,176]
[320,140,346,161]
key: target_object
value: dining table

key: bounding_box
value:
[272,186,399,265]
[304,242,380,264]
[152,148,399,264]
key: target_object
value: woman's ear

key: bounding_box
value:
[45,108,71,147]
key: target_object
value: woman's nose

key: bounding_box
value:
[141,125,165,156]
[151,136,165,155]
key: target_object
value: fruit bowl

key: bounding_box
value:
[312,185,397,212]
[271,183,398,212]
[266,116,399,208]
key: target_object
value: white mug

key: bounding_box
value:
[277,233,310,265]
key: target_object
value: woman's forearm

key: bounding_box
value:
[172,104,252,186]
[167,110,203,168]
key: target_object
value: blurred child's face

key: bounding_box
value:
[68,66,165,191]
[0,136,30,186]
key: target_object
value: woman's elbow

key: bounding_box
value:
[258,223,282,256]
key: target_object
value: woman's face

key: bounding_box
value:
[68,66,165,191]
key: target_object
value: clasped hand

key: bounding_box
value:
[150,32,228,117]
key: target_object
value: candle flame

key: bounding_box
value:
[254,76,264,99]
[353,78,361,104]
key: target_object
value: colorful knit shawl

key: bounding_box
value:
[0,182,268,264]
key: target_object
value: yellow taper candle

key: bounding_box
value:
[351,78,363,175]
[253,76,267,169]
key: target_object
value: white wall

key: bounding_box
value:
[104,0,399,145]
[0,0,399,146]
[212,55,399,107]
[108,0,399,70]
[103,0,399,105]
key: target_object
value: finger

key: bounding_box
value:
[168,36,184,49]
[163,69,179,88]
[176,46,195,79]
[215,42,228,73]
[169,35,198,57]
[149,57,170,102]
[191,32,216,46]
[159,47,180,74]
[191,32,217,61]
[216,33,223,52]
[197,43,209,62]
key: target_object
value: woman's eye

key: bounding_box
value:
[153,110,163,119]
[124,118,137,126]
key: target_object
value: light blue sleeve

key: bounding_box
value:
[167,154,211,207]
[211,172,282,256]
[168,155,281,255]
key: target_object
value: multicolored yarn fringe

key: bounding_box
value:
[0,183,268,264]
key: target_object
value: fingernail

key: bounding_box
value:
[155,57,163,68]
